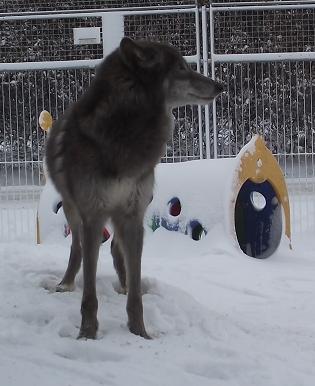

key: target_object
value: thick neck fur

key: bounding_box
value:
[66,49,172,178]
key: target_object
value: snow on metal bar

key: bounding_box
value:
[0,60,102,72]
[211,4,315,12]
[213,52,315,63]
[0,7,197,21]
[0,56,198,72]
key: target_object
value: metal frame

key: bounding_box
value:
[208,2,315,233]
[0,6,203,183]
[0,2,315,240]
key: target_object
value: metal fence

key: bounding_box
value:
[208,2,315,233]
[0,1,314,241]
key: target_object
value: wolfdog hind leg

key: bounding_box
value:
[111,237,127,294]
[56,200,82,292]
[112,214,151,339]
[78,214,105,340]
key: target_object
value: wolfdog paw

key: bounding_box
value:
[113,282,127,295]
[77,330,97,340]
[119,285,127,295]
[56,282,75,292]
[77,321,98,340]
[128,322,152,340]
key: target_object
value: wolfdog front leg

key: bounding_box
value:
[78,213,106,339]
[112,213,150,339]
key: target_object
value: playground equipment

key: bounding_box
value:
[146,135,291,258]
[36,110,291,258]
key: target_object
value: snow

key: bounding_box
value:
[1,208,315,385]
[1,148,315,385]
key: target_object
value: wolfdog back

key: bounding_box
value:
[46,37,223,340]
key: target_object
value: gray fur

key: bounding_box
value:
[46,37,223,339]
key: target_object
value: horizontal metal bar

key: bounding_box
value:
[0,7,197,21]
[0,59,101,71]
[211,3,315,11]
[212,52,315,63]
[212,1,315,7]
[0,4,196,17]
[0,54,198,72]
[185,55,198,64]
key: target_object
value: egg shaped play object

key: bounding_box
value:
[146,135,291,258]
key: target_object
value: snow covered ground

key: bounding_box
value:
[1,213,315,386]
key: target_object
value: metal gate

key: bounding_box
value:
[205,2,315,234]
[0,4,204,241]
[0,1,314,241]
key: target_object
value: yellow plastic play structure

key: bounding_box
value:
[235,135,291,248]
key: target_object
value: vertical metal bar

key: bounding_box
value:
[240,63,245,150]
[27,72,34,188]
[296,62,301,183]
[202,5,211,159]
[208,4,217,158]
[233,63,237,156]
[1,74,9,193]
[289,62,294,180]
[268,62,272,155]
[74,69,78,101]
[40,70,45,186]
[102,13,124,58]
[247,62,251,143]
[8,75,14,186]
[261,62,265,138]
[311,61,315,230]
[302,61,310,230]
[195,6,203,160]
[275,62,280,164]
[61,70,65,114]
[296,60,303,231]
[14,74,21,190]
[185,105,188,159]
[47,70,52,160]
[311,61,314,194]
[227,63,232,156]
[54,70,58,120]
[219,63,224,151]
[21,73,28,187]
[173,108,177,162]
[281,63,287,178]
[179,107,182,161]
[254,63,258,135]
[68,68,72,106]
[34,71,40,187]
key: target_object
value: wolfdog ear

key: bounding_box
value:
[120,37,158,70]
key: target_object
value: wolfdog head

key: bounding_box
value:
[119,37,223,108]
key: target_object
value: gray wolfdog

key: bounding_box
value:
[46,37,223,339]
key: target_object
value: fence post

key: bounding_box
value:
[101,13,124,57]
[201,5,211,159]
[209,3,218,159]
[195,6,204,160]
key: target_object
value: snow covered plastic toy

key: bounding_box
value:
[146,135,291,258]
